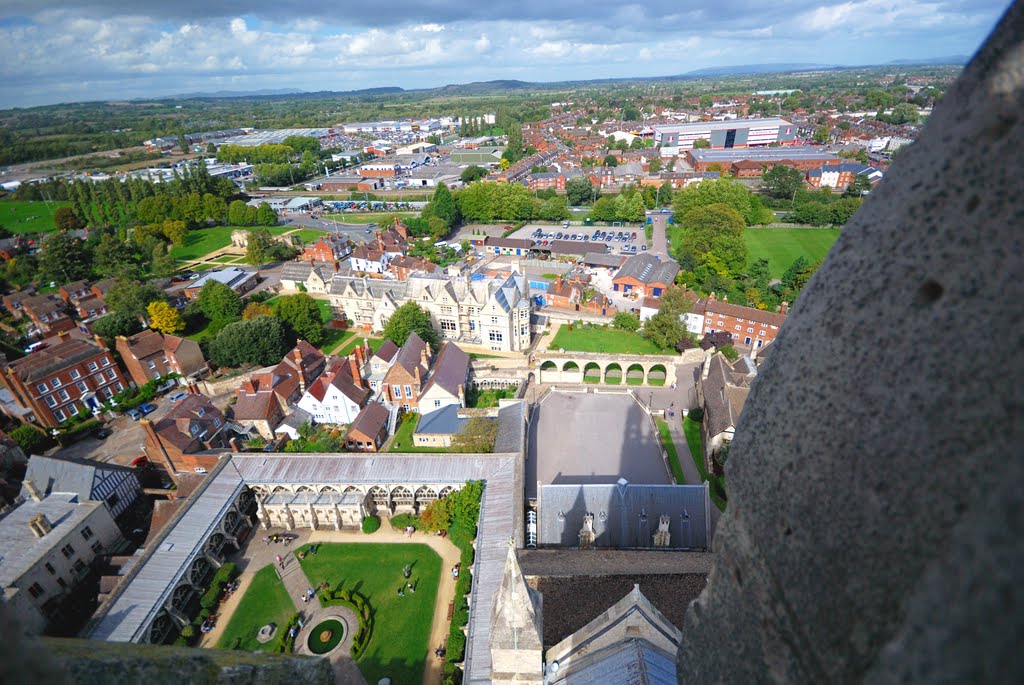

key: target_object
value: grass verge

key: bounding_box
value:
[656,418,686,484]
[215,565,294,651]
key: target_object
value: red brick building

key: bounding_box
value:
[389,255,437,281]
[545,274,617,316]
[345,402,389,452]
[20,294,75,336]
[0,335,127,427]
[381,332,431,413]
[115,330,207,387]
[527,173,566,191]
[699,296,788,350]
[302,234,352,264]
[141,389,231,476]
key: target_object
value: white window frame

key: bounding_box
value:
[70,370,81,380]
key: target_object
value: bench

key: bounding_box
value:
[447,601,455,621]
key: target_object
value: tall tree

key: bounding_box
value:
[209,316,289,368]
[106,280,167,319]
[762,165,805,199]
[430,183,460,230]
[275,293,325,346]
[53,207,85,231]
[147,301,185,335]
[197,281,243,322]
[382,302,438,348]
[40,231,91,282]
[675,204,749,276]
[566,175,595,206]
[256,203,278,227]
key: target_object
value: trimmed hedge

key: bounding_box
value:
[199,561,238,610]
[442,482,483,676]
[276,612,301,653]
[389,512,419,531]
[318,586,374,660]
[361,515,380,534]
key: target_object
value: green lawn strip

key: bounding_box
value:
[323,212,417,225]
[656,418,686,484]
[625,375,644,385]
[337,335,383,356]
[744,227,840,279]
[289,228,327,243]
[299,543,441,685]
[548,326,672,355]
[215,565,295,651]
[467,353,503,360]
[0,200,71,234]
[466,387,516,408]
[683,416,726,511]
[388,416,447,453]
[324,330,357,355]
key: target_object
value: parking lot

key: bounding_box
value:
[507,224,647,256]
[526,392,672,500]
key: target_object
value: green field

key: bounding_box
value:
[216,565,295,651]
[299,543,441,685]
[324,212,417,225]
[548,325,672,355]
[744,228,840,279]
[169,225,294,261]
[0,200,71,234]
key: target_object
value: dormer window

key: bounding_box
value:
[197,408,205,417]
[190,424,200,436]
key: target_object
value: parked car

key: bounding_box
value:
[562,220,570,228]
[631,232,638,240]
[168,391,188,402]
[582,235,590,241]
[93,427,113,440]
[126,408,143,421]
[630,245,638,253]
[187,273,201,280]
[642,244,648,250]
[138,402,157,416]
[556,232,564,240]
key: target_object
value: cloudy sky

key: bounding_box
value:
[0,0,1011,108]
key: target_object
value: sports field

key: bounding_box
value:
[744,228,840,279]
[0,200,71,234]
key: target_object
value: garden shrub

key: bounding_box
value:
[361,515,380,534]
[277,613,300,653]
[688,406,704,422]
[389,512,419,531]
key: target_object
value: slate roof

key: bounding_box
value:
[421,341,469,398]
[188,267,257,291]
[7,337,108,383]
[538,482,710,550]
[374,340,399,363]
[702,353,755,438]
[280,262,314,281]
[391,331,428,377]
[415,405,468,436]
[485,236,534,249]
[582,253,627,268]
[20,454,133,503]
[151,394,225,452]
[549,638,678,685]
[613,254,679,287]
[120,330,166,360]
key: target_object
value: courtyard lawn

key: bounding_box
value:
[324,212,417,225]
[216,565,295,651]
[744,228,840,279]
[169,225,294,261]
[299,543,441,685]
[388,416,447,453]
[337,335,383,356]
[548,325,672,355]
[466,386,516,408]
[288,228,327,244]
[0,200,71,234]
[656,418,686,484]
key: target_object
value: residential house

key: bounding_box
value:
[279,262,331,293]
[20,454,141,519]
[2,288,36,319]
[381,332,431,412]
[302,234,352,264]
[545,273,617,316]
[141,390,231,476]
[638,292,704,335]
[328,273,533,353]
[0,335,127,427]
[183,267,259,300]
[365,340,399,393]
[0,490,123,635]
[115,330,207,387]
[20,295,74,336]
[418,341,470,413]
[413,404,469,448]
[527,172,566,191]
[232,341,326,439]
[89,279,117,300]
[348,244,390,274]
[697,353,757,469]
[612,254,680,298]
[345,402,390,452]
[296,355,370,425]
[375,219,410,257]
[58,281,91,304]
[698,296,788,350]
[806,163,883,190]
[389,255,437,281]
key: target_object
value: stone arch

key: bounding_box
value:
[415,486,438,503]
[368,485,388,505]
[626,363,646,385]
[205,532,225,557]
[540,360,557,371]
[647,364,667,386]
[583,362,602,383]
[250,485,269,500]
[562,361,579,372]
[271,486,290,494]
[188,557,211,587]
[171,583,193,610]
[320,485,339,494]
[391,486,413,508]
[222,510,241,536]
[295,485,314,493]
[149,611,174,644]
[343,485,364,495]
[237,488,255,511]
[604,362,623,384]
[438,486,455,499]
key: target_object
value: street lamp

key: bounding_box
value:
[649,392,653,409]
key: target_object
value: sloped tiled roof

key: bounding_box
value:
[348,402,388,438]
[8,337,107,383]
[421,342,469,398]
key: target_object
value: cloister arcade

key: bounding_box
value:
[146,487,257,644]
[537,354,676,386]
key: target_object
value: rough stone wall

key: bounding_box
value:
[678,5,1023,684]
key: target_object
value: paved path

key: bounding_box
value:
[649,214,670,259]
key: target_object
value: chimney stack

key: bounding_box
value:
[350,356,363,388]
[23,479,43,502]
[780,301,790,315]
[229,437,241,453]
[28,513,53,538]
[421,344,430,369]
[354,345,364,367]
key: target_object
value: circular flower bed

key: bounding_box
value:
[307,619,345,655]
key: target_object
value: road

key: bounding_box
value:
[648,213,670,258]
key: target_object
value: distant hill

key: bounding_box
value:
[685,63,836,76]
[887,55,968,65]
[161,88,304,99]
[434,80,535,94]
